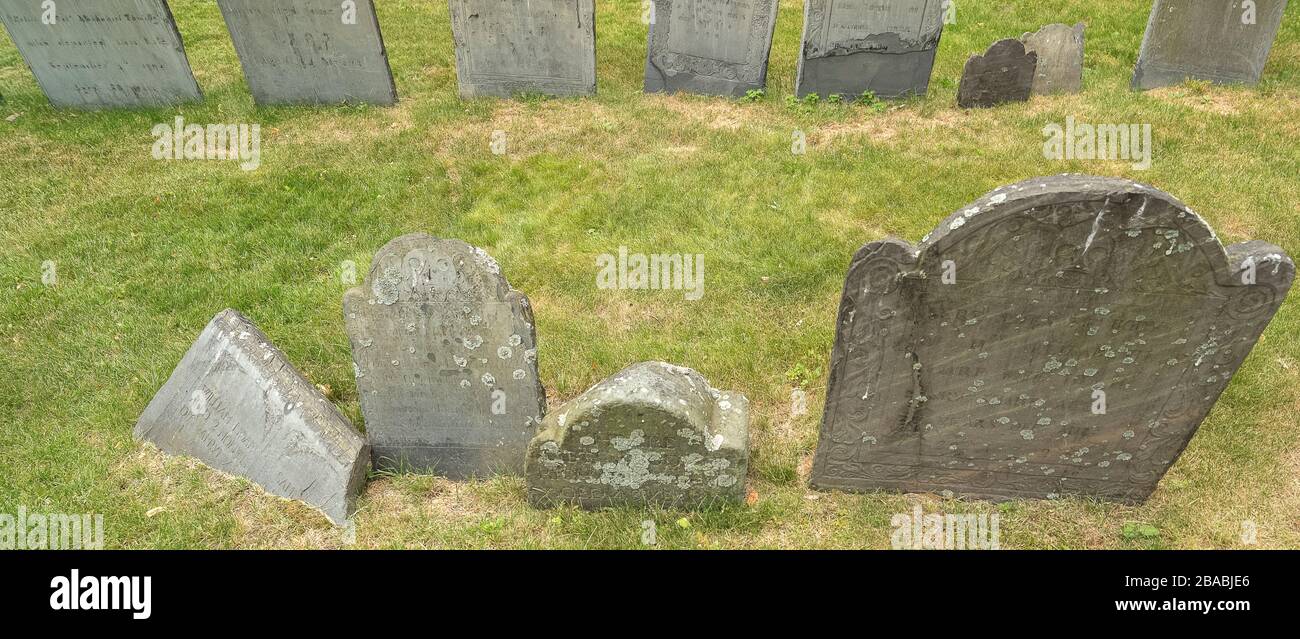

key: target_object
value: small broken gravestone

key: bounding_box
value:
[448,0,596,98]
[216,0,397,106]
[644,0,780,97]
[1021,23,1085,95]
[526,361,749,509]
[957,39,1038,109]
[344,234,545,478]
[795,0,947,100]
[0,0,201,109]
[135,309,369,525]
[811,175,1293,504]
[1133,0,1288,90]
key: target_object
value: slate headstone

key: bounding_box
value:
[135,309,369,524]
[1133,0,1288,90]
[448,0,596,98]
[644,0,780,97]
[526,361,749,509]
[795,0,946,100]
[216,0,397,106]
[1021,23,1085,95]
[0,0,201,109]
[344,234,545,478]
[957,39,1037,109]
[811,175,1294,504]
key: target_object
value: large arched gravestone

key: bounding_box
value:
[1133,0,1288,90]
[344,234,546,478]
[812,175,1293,503]
[644,0,780,97]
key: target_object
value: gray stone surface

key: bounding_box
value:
[811,175,1293,504]
[0,0,201,109]
[217,0,396,106]
[344,234,545,478]
[1133,0,1288,90]
[135,309,369,524]
[644,0,779,97]
[526,361,749,509]
[448,0,596,98]
[1021,23,1085,95]
[957,39,1037,108]
[795,0,946,100]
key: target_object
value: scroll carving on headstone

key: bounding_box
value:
[644,0,780,97]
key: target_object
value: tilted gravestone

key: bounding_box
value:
[644,0,779,97]
[0,0,201,109]
[957,39,1037,109]
[216,0,397,106]
[1021,23,1085,95]
[344,234,545,478]
[795,0,946,100]
[135,309,370,524]
[526,362,749,508]
[811,175,1293,504]
[1133,0,1288,90]
[448,0,596,98]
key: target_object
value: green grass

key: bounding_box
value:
[1,0,1298,549]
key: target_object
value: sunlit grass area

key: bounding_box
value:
[1,0,1297,549]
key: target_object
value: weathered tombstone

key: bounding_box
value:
[1021,23,1085,95]
[135,309,369,524]
[795,0,946,100]
[0,0,201,109]
[644,0,780,97]
[344,234,545,478]
[811,175,1293,504]
[526,362,749,508]
[1133,0,1288,90]
[957,39,1037,108]
[216,0,397,106]
[448,0,596,98]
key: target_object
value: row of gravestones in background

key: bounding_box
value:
[133,175,1296,525]
[0,0,1290,109]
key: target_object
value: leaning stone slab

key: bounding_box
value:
[1021,23,1085,95]
[526,362,749,509]
[135,309,369,524]
[216,0,397,106]
[448,0,596,98]
[644,0,779,97]
[1132,0,1288,90]
[344,234,545,478]
[812,175,1294,504]
[795,0,947,100]
[957,39,1037,109]
[0,0,201,109]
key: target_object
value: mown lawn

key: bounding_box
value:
[1,0,1297,549]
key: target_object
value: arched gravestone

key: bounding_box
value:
[796,0,946,100]
[1133,0,1288,90]
[644,0,780,97]
[0,0,201,109]
[216,0,397,106]
[448,0,596,98]
[812,175,1293,503]
[344,234,546,478]
[957,39,1037,109]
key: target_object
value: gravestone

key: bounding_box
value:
[216,0,397,106]
[795,0,946,100]
[135,309,369,524]
[811,175,1293,504]
[526,362,749,508]
[957,39,1037,108]
[644,0,780,97]
[1133,0,1288,90]
[0,0,201,109]
[448,0,596,98]
[344,234,545,478]
[1021,23,1085,95]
